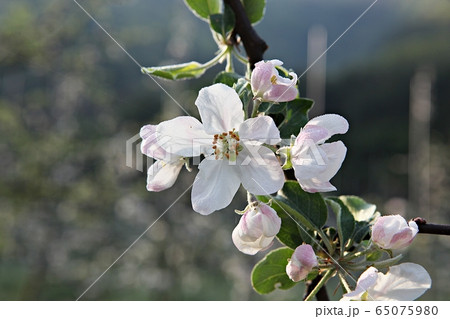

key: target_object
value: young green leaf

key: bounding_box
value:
[209,4,235,37]
[142,62,207,80]
[251,247,297,294]
[274,181,328,231]
[184,0,221,21]
[214,71,240,87]
[242,0,266,24]
[278,98,314,138]
[326,198,355,250]
[258,102,287,114]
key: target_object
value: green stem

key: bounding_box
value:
[318,228,334,255]
[232,46,249,64]
[201,46,229,70]
[338,271,352,293]
[343,246,375,261]
[225,51,234,72]
[304,269,335,301]
[346,254,403,270]
[251,98,262,117]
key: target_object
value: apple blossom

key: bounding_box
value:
[155,83,285,215]
[291,114,349,192]
[140,125,185,192]
[286,244,318,282]
[232,202,281,255]
[251,59,298,102]
[372,215,419,250]
[341,263,431,301]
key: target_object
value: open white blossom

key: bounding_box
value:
[155,83,285,215]
[291,114,349,192]
[140,124,185,192]
[341,263,432,301]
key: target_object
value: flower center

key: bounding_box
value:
[212,129,242,161]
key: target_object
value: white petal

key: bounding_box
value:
[191,157,241,215]
[156,116,211,157]
[369,263,432,301]
[146,159,183,192]
[140,125,169,160]
[238,116,281,144]
[306,114,349,144]
[341,267,378,301]
[237,143,284,195]
[314,141,347,182]
[195,83,244,134]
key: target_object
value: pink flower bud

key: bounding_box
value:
[232,202,281,255]
[372,215,419,250]
[251,59,298,102]
[286,244,318,282]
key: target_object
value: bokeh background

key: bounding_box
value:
[1,0,449,300]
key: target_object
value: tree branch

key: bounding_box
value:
[224,0,268,68]
[413,217,450,236]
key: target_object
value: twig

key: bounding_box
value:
[224,0,268,68]
[304,273,331,301]
[413,217,450,236]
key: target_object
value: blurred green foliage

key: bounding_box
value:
[0,0,449,300]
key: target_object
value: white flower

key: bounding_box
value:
[251,59,298,102]
[341,263,432,301]
[232,202,281,255]
[372,215,419,250]
[291,114,349,192]
[286,244,318,282]
[156,83,285,215]
[140,125,185,192]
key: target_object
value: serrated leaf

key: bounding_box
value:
[274,181,328,231]
[214,71,240,87]
[142,62,207,80]
[209,4,235,37]
[184,0,221,21]
[251,247,297,294]
[242,0,266,24]
[339,195,379,222]
[278,98,314,138]
[327,198,355,249]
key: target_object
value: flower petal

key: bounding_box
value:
[156,116,211,157]
[238,116,281,144]
[237,143,284,195]
[369,263,432,301]
[195,83,244,134]
[191,157,241,215]
[341,267,378,301]
[146,159,184,192]
[140,125,168,160]
[313,141,347,182]
[263,72,298,102]
[305,114,349,144]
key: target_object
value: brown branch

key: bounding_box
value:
[413,217,450,236]
[304,275,329,301]
[224,0,268,68]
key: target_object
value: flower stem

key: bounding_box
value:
[304,269,335,301]
[346,253,404,270]
[318,228,334,255]
[251,99,262,117]
[338,271,352,293]
[232,46,249,65]
[225,50,234,72]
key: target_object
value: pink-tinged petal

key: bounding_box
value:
[140,125,168,160]
[195,83,244,134]
[191,157,241,215]
[292,141,329,180]
[259,203,282,236]
[237,144,284,195]
[238,116,281,144]
[146,159,183,192]
[305,114,349,144]
[251,61,278,96]
[369,263,432,301]
[156,116,211,157]
[263,83,298,102]
[294,125,329,146]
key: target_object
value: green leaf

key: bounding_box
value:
[242,0,266,24]
[278,98,314,138]
[326,198,355,249]
[273,181,328,231]
[214,71,240,87]
[209,5,235,37]
[251,247,297,294]
[258,102,287,114]
[141,62,207,80]
[338,196,380,244]
[184,0,221,21]
[366,249,383,262]
[256,196,303,250]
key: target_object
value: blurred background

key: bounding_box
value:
[0,0,449,300]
